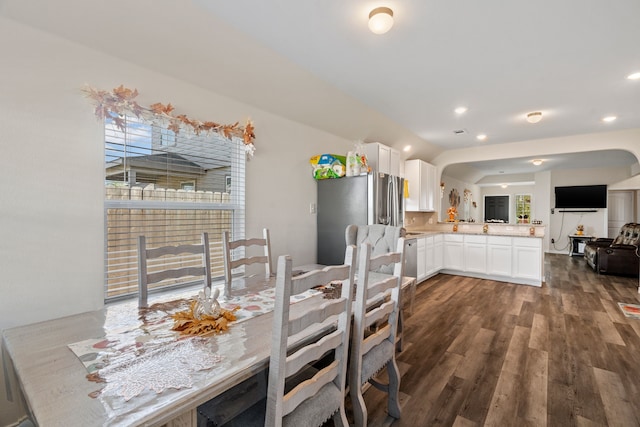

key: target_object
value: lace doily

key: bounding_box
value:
[98,338,222,401]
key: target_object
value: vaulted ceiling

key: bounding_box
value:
[3,0,639,182]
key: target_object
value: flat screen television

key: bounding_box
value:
[554,185,607,209]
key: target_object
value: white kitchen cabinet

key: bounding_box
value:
[463,235,486,274]
[512,237,542,281]
[443,234,464,270]
[417,236,426,282]
[409,232,541,287]
[363,142,401,176]
[487,236,512,277]
[424,235,435,276]
[433,234,444,272]
[404,159,437,212]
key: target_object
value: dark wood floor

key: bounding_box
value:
[361,254,640,427]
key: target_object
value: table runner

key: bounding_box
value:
[67,285,322,402]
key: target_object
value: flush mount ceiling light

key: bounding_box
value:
[368,7,394,34]
[532,159,543,166]
[602,115,617,122]
[403,145,411,152]
[501,184,508,189]
[627,72,640,80]
[476,134,487,141]
[526,111,543,124]
[454,106,468,114]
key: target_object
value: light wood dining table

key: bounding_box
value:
[2,272,415,427]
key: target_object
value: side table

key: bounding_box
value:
[568,235,594,257]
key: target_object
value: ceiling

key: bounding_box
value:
[2,0,639,181]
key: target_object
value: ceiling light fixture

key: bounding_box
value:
[501,184,508,189]
[532,159,543,166]
[454,107,468,114]
[476,134,487,141]
[526,111,543,124]
[602,115,617,122]
[368,7,394,34]
[403,145,411,152]
[627,72,640,80]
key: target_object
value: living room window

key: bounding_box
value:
[104,115,246,301]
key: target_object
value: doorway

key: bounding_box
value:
[484,195,509,223]
[608,190,634,237]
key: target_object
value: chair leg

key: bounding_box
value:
[350,385,368,427]
[386,359,401,419]
[396,309,404,352]
[332,407,349,427]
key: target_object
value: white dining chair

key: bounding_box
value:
[350,238,405,426]
[265,246,357,427]
[137,232,212,308]
[222,228,272,298]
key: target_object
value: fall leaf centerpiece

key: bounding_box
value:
[171,288,237,336]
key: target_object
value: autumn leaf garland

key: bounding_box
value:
[82,85,256,158]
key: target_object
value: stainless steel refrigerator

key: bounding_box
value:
[317,173,404,265]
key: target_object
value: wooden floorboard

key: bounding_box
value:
[354,253,640,426]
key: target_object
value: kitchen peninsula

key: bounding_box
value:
[404,222,545,287]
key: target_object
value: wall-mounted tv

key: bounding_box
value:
[554,185,607,209]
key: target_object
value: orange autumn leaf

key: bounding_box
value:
[243,120,255,144]
[113,85,138,100]
[150,102,174,115]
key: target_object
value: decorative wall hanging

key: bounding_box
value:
[82,85,256,158]
[449,188,460,209]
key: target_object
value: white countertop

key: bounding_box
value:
[404,223,545,239]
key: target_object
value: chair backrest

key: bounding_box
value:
[137,233,212,308]
[349,238,405,426]
[222,228,272,298]
[612,223,640,247]
[345,224,403,274]
[266,246,356,427]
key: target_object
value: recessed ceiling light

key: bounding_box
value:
[627,72,640,80]
[501,184,508,188]
[532,159,543,166]
[403,145,411,152]
[602,116,617,122]
[526,112,543,123]
[454,107,468,114]
[476,134,487,141]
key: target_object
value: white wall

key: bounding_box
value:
[480,184,536,224]
[439,175,481,223]
[0,18,350,426]
[546,166,631,254]
[534,171,552,252]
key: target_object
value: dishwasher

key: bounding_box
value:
[404,238,417,279]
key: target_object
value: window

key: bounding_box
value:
[515,194,532,223]
[104,115,246,301]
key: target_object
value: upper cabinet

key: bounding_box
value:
[363,142,401,176]
[405,159,437,212]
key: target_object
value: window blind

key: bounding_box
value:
[104,115,246,300]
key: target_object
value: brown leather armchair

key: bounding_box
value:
[584,223,640,276]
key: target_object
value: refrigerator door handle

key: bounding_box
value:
[389,176,398,226]
[387,177,393,225]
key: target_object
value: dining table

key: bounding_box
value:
[2,270,416,427]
